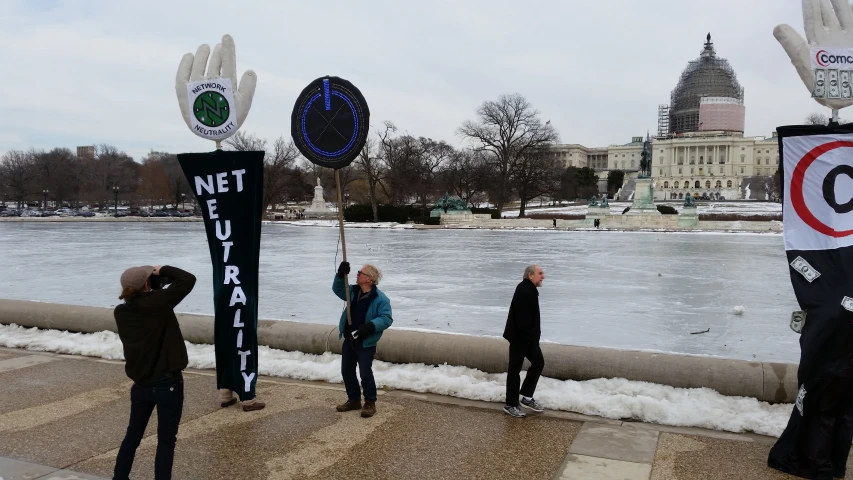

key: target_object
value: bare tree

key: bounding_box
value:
[354,137,383,221]
[30,148,80,207]
[805,112,829,125]
[458,93,559,214]
[511,147,563,217]
[804,112,849,125]
[0,150,35,208]
[415,137,453,215]
[444,148,488,208]
[82,144,137,207]
[376,121,421,205]
[224,131,267,152]
[143,151,187,209]
[226,132,310,215]
[262,137,302,213]
[140,153,172,209]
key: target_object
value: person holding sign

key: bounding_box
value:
[290,76,382,416]
[768,1,853,477]
[333,261,393,418]
[175,34,266,412]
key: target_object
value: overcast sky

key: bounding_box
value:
[0,0,823,161]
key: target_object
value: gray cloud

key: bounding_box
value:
[0,0,825,159]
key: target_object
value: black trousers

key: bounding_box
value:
[506,342,545,407]
[768,363,853,480]
[114,375,184,480]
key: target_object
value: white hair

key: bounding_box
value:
[523,264,541,280]
[362,264,382,285]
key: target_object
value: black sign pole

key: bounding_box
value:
[335,168,352,326]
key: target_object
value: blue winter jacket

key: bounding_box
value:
[333,275,393,348]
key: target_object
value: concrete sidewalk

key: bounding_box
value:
[0,347,834,479]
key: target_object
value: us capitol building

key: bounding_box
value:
[554,34,779,201]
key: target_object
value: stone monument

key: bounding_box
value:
[626,132,661,216]
[431,192,471,217]
[587,194,610,220]
[303,177,334,218]
[678,193,699,227]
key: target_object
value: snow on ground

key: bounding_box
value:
[502,201,782,217]
[264,220,414,229]
[0,324,791,437]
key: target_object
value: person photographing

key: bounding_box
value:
[113,265,196,480]
[333,261,393,418]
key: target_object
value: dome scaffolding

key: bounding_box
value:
[667,34,744,135]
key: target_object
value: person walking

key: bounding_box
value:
[503,264,546,418]
[113,265,195,480]
[333,262,393,418]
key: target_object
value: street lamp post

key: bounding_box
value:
[344,192,349,208]
[181,193,186,211]
[113,186,120,217]
[42,189,48,211]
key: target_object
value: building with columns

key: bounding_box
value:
[650,131,778,200]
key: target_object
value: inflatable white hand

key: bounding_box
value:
[775,0,853,110]
[175,34,257,142]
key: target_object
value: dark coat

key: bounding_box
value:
[114,266,195,384]
[503,278,541,344]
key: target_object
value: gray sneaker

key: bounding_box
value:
[503,405,526,418]
[521,397,545,413]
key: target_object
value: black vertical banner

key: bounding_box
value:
[768,125,853,478]
[177,150,264,401]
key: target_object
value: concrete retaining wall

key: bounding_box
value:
[0,299,798,403]
[0,217,202,222]
[433,217,782,233]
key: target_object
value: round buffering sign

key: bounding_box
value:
[291,76,370,169]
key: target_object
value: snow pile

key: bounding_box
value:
[264,220,413,229]
[502,201,782,218]
[0,324,791,437]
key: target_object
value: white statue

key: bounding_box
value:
[305,176,330,216]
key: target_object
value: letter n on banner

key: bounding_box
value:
[177,150,264,401]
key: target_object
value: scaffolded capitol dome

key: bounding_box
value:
[669,33,744,134]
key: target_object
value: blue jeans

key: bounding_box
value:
[113,375,184,480]
[342,340,377,402]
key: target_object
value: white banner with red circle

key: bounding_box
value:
[783,134,853,250]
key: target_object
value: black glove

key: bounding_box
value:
[337,261,350,278]
[356,322,376,339]
[343,323,353,340]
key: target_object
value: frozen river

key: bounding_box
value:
[0,222,801,363]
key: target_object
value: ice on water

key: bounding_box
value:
[0,222,799,362]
